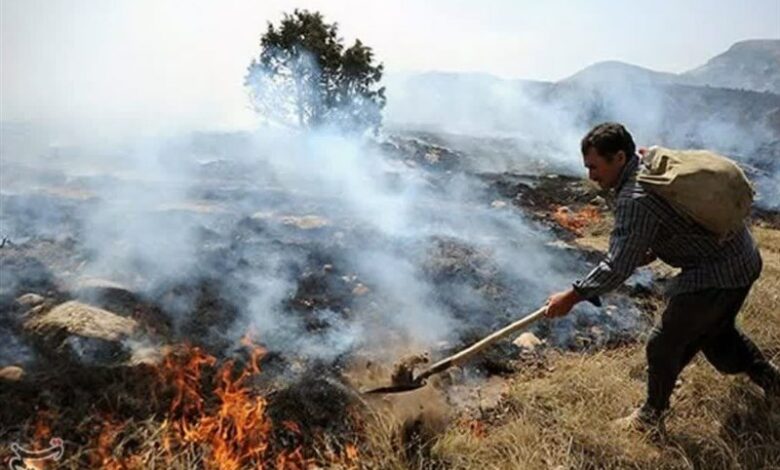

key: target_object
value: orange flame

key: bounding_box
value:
[90,415,128,470]
[155,340,315,469]
[32,410,54,446]
[551,205,602,235]
[344,443,359,465]
[23,335,355,469]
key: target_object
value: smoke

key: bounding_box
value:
[250,126,625,361]
[75,139,200,290]
[383,70,780,207]
[383,72,585,174]
[0,105,653,372]
[16,52,776,371]
[755,172,780,210]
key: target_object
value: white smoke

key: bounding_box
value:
[383,70,780,209]
[78,138,200,290]
[11,46,776,369]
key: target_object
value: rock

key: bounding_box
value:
[383,134,461,171]
[249,212,329,230]
[155,201,225,214]
[25,300,137,341]
[424,149,441,164]
[512,332,543,351]
[0,365,25,381]
[490,200,508,209]
[23,301,138,365]
[351,283,370,296]
[281,215,329,230]
[15,293,46,308]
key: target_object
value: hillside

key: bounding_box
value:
[384,40,780,205]
[3,33,780,470]
[561,60,684,86]
[684,39,780,94]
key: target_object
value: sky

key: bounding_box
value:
[1,0,779,136]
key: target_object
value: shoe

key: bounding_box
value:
[612,407,666,439]
[752,363,780,402]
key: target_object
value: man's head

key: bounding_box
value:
[580,122,636,189]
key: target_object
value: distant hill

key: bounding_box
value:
[561,61,685,87]
[385,39,780,119]
[559,40,780,94]
[683,39,780,94]
[383,39,780,187]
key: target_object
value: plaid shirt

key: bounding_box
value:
[574,155,763,299]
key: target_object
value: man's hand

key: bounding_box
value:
[545,288,583,318]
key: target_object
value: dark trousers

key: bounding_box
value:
[643,285,775,414]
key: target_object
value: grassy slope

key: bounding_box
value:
[363,226,780,470]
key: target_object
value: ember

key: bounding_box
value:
[551,205,602,235]
[90,415,128,470]
[466,419,486,439]
[32,410,55,447]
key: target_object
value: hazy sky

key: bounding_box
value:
[2,0,778,135]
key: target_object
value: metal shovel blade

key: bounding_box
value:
[361,305,548,396]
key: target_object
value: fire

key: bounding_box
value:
[551,205,602,235]
[457,417,487,439]
[344,443,359,462]
[20,336,361,468]
[157,342,293,470]
[90,415,129,470]
[160,345,217,418]
[32,410,55,446]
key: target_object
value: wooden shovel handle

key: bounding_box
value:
[416,306,548,381]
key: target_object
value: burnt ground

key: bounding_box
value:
[1,131,772,467]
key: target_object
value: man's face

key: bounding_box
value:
[583,147,626,189]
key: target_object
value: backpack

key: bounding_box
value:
[636,146,754,239]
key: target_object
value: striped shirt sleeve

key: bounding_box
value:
[573,196,660,299]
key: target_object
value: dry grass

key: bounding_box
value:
[360,226,780,469]
[3,228,777,469]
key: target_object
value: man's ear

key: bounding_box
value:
[615,150,626,165]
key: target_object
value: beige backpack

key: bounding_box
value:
[636,146,754,239]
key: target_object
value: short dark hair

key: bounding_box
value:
[580,122,636,161]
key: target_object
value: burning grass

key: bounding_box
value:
[551,205,603,236]
[6,224,775,468]
[2,155,777,469]
[1,337,362,469]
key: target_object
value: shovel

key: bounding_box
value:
[363,305,548,394]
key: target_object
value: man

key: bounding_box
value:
[545,122,780,432]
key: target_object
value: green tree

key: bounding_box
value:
[245,10,385,135]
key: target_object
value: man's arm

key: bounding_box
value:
[547,197,660,317]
